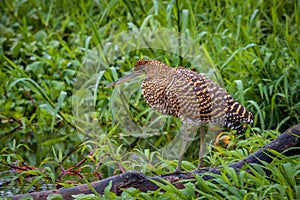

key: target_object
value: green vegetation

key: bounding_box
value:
[0,0,299,199]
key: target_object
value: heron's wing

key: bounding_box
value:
[167,67,228,125]
[173,67,253,133]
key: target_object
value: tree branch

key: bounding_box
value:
[11,123,300,200]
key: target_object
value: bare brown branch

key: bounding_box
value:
[11,123,300,200]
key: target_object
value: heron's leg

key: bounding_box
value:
[197,126,206,169]
[175,123,188,172]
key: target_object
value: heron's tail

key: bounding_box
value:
[224,102,253,134]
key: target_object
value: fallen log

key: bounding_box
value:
[11,123,300,200]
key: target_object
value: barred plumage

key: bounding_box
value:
[137,60,253,133]
[106,59,253,171]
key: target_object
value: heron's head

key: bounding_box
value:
[133,59,169,76]
[105,59,169,88]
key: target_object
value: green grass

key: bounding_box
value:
[0,0,299,198]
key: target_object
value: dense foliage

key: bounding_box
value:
[0,0,299,199]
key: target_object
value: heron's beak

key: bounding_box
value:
[105,71,144,88]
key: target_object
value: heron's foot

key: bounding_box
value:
[173,162,182,173]
[197,157,203,169]
[174,167,181,173]
[197,164,205,170]
[166,168,185,175]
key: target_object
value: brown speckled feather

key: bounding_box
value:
[137,59,253,134]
